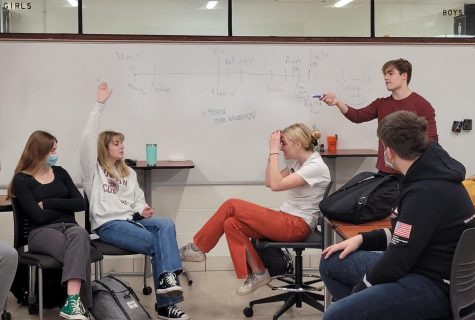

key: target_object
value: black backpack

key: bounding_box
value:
[319,172,399,224]
[252,239,294,277]
[10,263,67,311]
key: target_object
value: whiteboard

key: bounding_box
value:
[0,41,474,185]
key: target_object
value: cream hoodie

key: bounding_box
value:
[80,102,147,231]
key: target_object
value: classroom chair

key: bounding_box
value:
[11,197,103,320]
[83,195,153,295]
[243,181,332,320]
[450,227,475,320]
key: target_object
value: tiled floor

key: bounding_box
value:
[4,270,325,320]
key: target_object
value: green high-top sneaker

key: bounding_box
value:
[59,294,90,320]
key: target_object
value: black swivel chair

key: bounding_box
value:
[450,227,475,320]
[83,195,153,295]
[12,197,103,320]
[243,182,332,320]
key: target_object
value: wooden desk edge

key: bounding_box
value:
[0,195,12,211]
[327,216,391,240]
[320,149,378,157]
[132,160,195,169]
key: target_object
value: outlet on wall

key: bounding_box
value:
[463,119,472,131]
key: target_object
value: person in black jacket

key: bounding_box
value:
[319,111,475,320]
[7,131,91,320]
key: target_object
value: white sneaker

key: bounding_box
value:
[236,269,271,296]
[180,243,206,262]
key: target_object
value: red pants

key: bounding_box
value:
[193,198,311,279]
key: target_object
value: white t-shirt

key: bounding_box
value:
[280,152,331,230]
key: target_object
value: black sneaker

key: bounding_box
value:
[157,305,190,320]
[156,272,183,297]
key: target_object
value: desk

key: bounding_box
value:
[131,160,194,205]
[321,149,378,192]
[326,216,391,241]
[0,195,12,212]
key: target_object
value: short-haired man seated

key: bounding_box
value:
[319,111,475,320]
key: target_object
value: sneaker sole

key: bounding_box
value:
[236,277,272,296]
[60,311,89,320]
[157,314,191,320]
[156,285,184,297]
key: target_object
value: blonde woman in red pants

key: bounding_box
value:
[181,123,331,295]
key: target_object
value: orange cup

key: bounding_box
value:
[327,135,337,152]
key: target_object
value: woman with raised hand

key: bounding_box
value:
[8,131,92,320]
[181,123,331,295]
[80,83,190,320]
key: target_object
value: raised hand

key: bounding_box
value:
[97,82,113,104]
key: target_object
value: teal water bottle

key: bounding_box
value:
[146,144,157,166]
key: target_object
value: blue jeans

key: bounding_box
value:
[96,218,183,309]
[319,250,451,320]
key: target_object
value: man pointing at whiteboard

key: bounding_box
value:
[321,58,438,174]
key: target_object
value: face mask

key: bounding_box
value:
[383,149,396,170]
[45,154,59,167]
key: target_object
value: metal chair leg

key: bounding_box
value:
[38,268,43,320]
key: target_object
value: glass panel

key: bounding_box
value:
[375,0,475,37]
[83,0,228,35]
[3,0,77,33]
[233,0,371,37]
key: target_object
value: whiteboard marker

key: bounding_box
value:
[312,94,324,99]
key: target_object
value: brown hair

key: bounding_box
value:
[381,58,412,84]
[377,111,428,160]
[97,130,130,179]
[282,123,321,151]
[7,130,57,198]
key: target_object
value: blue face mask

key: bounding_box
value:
[45,154,59,167]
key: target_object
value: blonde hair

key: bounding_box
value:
[7,130,57,198]
[97,131,130,179]
[282,123,321,151]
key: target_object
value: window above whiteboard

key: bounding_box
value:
[1,0,475,38]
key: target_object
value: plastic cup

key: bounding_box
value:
[327,136,337,152]
[146,144,157,166]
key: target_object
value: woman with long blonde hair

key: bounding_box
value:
[80,83,190,320]
[8,131,92,320]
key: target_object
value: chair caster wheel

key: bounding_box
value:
[142,286,153,295]
[1,311,12,320]
[243,306,253,317]
[28,303,38,315]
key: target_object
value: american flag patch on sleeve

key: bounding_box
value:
[394,221,412,239]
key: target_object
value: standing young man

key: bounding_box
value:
[319,111,475,320]
[321,59,438,173]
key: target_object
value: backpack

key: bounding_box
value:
[252,239,294,277]
[90,276,152,320]
[10,263,67,311]
[319,172,399,224]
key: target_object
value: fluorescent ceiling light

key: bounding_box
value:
[67,0,78,7]
[334,0,353,8]
[206,1,218,9]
